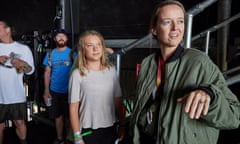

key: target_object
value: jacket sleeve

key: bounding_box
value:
[201,58,240,129]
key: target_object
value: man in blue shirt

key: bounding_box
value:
[42,29,74,144]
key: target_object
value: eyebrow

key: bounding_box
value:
[160,17,184,20]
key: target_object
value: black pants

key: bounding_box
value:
[82,125,117,144]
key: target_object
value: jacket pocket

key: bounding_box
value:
[183,119,219,144]
[137,99,160,137]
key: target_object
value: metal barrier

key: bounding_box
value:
[191,12,240,54]
[108,0,240,88]
[223,66,240,86]
[184,0,218,48]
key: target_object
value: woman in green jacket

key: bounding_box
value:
[130,0,240,144]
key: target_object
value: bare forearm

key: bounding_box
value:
[43,68,51,90]
[115,97,125,122]
[69,102,81,133]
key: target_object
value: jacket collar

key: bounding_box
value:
[155,45,184,63]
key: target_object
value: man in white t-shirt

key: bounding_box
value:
[0,18,35,144]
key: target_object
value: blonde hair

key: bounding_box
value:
[76,30,113,76]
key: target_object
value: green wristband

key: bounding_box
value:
[81,130,93,137]
[44,88,49,93]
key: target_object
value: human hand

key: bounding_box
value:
[74,136,85,144]
[73,140,85,144]
[43,92,51,104]
[117,125,125,142]
[0,55,9,64]
[11,58,25,68]
[177,89,210,119]
[105,47,114,55]
[78,141,85,144]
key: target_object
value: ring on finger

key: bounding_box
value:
[199,100,205,104]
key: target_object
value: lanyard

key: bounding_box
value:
[156,56,165,87]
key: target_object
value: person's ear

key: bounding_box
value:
[6,27,11,34]
[151,28,157,37]
[53,37,57,42]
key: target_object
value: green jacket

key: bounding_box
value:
[130,46,240,144]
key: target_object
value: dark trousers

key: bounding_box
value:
[82,125,117,144]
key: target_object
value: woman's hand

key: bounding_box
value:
[177,89,211,119]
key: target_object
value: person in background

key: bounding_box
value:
[0,18,35,144]
[42,29,75,144]
[130,0,240,144]
[69,30,125,144]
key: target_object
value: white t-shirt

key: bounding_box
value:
[0,42,35,104]
[69,66,122,129]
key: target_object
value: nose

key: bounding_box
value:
[93,44,99,51]
[93,46,97,51]
[171,21,177,30]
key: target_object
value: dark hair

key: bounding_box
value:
[0,18,16,36]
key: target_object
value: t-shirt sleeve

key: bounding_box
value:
[69,69,81,103]
[24,45,35,74]
[42,52,49,66]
